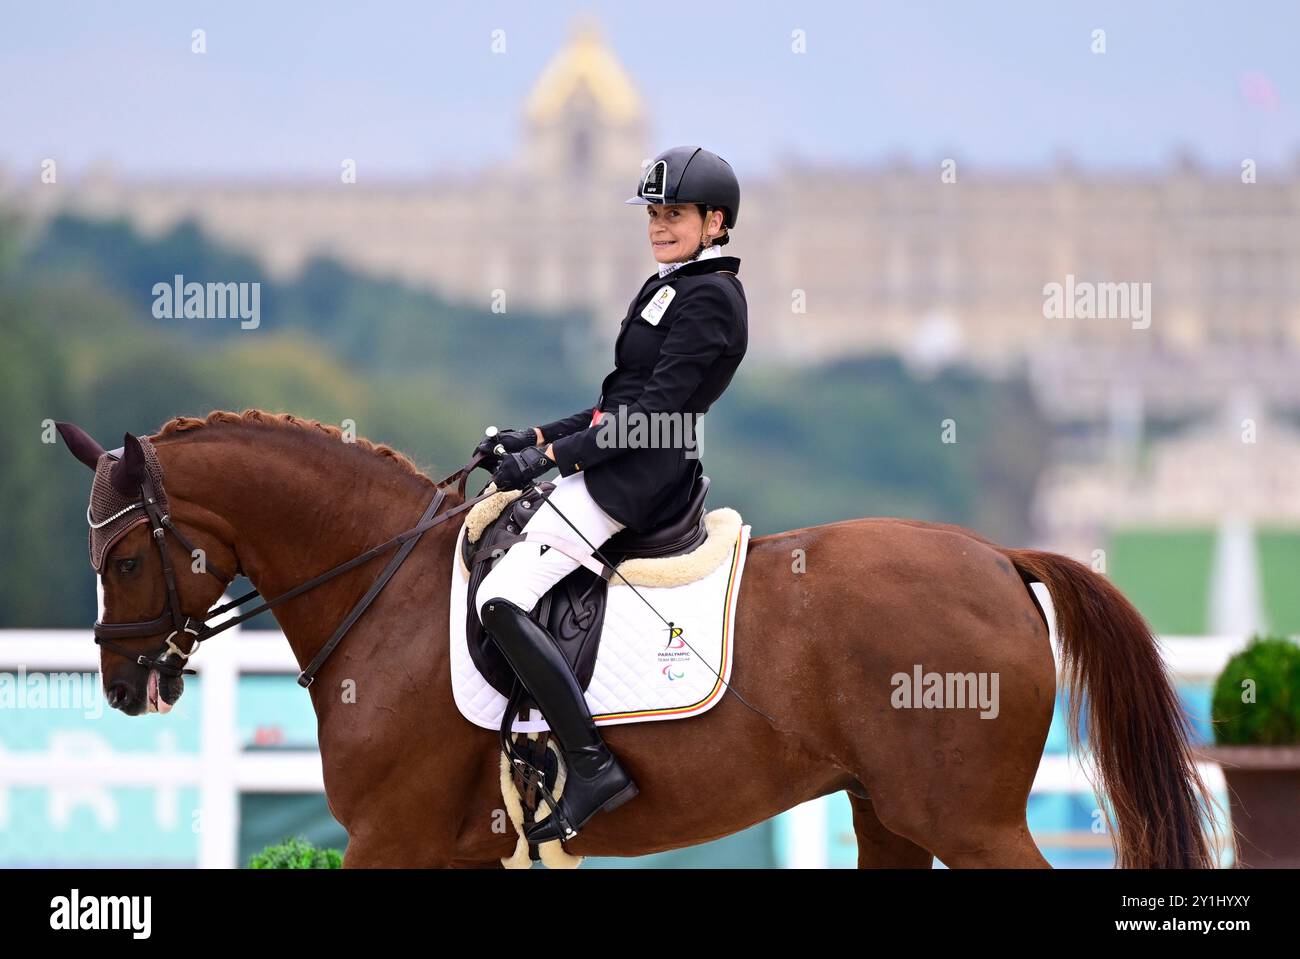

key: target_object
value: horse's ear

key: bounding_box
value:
[109,432,147,496]
[56,421,106,471]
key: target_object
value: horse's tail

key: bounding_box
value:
[1002,548,1227,868]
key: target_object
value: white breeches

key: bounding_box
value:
[475,470,626,620]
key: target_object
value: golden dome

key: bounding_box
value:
[524,16,641,124]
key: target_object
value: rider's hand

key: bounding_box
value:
[473,427,539,467]
[491,445,555,492]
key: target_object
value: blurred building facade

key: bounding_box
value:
[4,17,1299,560]
[1036,399,1300,550]
[6,19,1300,416]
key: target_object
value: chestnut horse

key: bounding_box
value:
[61,410,1223,868]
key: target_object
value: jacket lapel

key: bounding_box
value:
[614,256,742,354]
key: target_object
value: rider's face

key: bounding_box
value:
[647,204,723,263]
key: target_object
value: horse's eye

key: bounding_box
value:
[115,558,139,575]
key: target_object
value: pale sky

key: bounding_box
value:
[2,0,1297,182]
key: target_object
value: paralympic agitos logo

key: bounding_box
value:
[657,624,689,679]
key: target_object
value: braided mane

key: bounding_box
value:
[152,409,438,488]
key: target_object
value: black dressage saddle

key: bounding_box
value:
[463,472,712,699]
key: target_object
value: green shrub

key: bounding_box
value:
[248,836,343,869]
[1211,635,1300,746]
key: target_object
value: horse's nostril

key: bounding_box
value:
[107,681,131,709]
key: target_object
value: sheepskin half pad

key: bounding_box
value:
[450,503,751,732]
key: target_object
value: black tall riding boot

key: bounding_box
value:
[480,597,639,843]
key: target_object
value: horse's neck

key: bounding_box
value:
[161,428,461,678]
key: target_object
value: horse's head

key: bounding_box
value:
[58,422,234,716]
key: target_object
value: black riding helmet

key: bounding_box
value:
[625,146,740,229]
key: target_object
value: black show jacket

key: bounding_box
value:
[537,255,747,532]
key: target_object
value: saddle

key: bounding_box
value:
[457,471,735,860]
[462,472,712,699]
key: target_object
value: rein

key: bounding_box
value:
[93,452,496,688]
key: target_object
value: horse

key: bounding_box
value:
[58,409,1224,868]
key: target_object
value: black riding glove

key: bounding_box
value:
[491,445,554,492]
[473,427,537,467]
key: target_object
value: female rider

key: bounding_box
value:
[474,145,748,844]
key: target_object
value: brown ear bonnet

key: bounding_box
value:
[86,437,170,572]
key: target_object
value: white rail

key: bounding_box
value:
[0,616,1253,868]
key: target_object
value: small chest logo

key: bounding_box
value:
[640,285,676,326]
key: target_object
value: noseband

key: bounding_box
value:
[90,452,495,687]
[91,470,235,678]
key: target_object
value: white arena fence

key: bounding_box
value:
[0,585,1240,868]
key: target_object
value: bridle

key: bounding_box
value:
[91,453,496,688]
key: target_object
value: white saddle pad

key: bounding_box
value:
[449,507,751,733]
